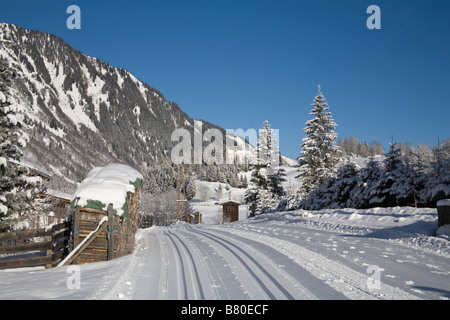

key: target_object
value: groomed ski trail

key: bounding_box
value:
[96,220,449,300]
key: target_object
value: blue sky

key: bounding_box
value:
[2,0,449,159]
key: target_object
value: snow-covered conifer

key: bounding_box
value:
[352,157,382,208]
[298,85,338,197]
[0,50,29,231]
[370,143,406,207]
[421,140,450,205]
[245,120,285,216]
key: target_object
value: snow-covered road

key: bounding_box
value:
[0,209,449,300]
[93,218,449,300]
[119,224,341,300]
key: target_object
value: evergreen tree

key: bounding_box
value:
[268,167,287,199]
[299,159,360,210]
[245,120,285,216]
[245,162,268,217]
[352,157,382,208]
[330,160,360,208]
[185,174,197,201]
[370,143,406,207]
[0,50,28,231]
[298,85,338,197]
[421,140,450,205]
[256,121,275,167]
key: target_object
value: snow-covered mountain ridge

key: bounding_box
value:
[0,23,224,182]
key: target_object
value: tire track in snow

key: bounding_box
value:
[186,226,295,300]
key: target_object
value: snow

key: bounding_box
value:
[1,195,449,300]
[437,199,450,207]
[0,203,7,215]
[437,224,450,241]
[43,188,73,201]
[42,58,98,133]
[0,156,7,168]
[6,113,18,125]
[71,163,143,217]
[133,106,141,125]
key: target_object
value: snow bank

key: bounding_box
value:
[250,206,450,254]
[267,207,439,236]
[71,164,143,218]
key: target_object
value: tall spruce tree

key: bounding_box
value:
[0,50,27,231]
[298,85,338,198]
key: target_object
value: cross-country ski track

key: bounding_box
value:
[91,220,449,300]
[0,210,449,300]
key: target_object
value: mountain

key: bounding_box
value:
[0,23,225,183]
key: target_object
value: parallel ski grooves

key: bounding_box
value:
[187,226,295,300]
[167,230,205,300]
[164,230,188,299]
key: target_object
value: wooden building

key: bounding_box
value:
[69,164,143,264]
[38,188,73,223]
[220,200,240,223]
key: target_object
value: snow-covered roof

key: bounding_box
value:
[42,188,74,201]
[71,163,143,219]
[9,158,52,179]
[219,200,241,206]
[437,199,450,207]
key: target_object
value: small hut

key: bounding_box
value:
[220,200,241,223]
[70,164,143,264]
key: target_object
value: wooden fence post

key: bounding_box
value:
[107,204,114,261]
[45,226,54,269]
[73,206,80,264]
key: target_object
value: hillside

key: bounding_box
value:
[0,23,225,183]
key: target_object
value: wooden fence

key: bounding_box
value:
[0,221,72,270]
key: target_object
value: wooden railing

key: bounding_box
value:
[0,221,72,270]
